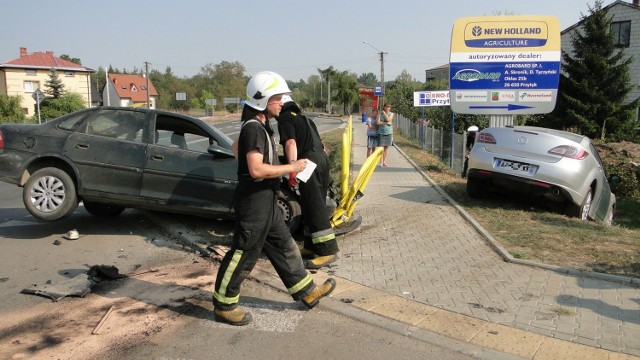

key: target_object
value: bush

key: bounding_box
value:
[0,94,26,123]
[606,161,640,200]
[596,142,640,200]
[39,93,85,120]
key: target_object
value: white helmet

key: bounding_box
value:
[467,125,479,132]
[281,94,294,104]
[245,71,291,111]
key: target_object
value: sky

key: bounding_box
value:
[1,0,614,83]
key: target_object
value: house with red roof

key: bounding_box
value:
[0,47,95,116]
[103,73,158,109]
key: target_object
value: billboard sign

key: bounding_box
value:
[413,90,450,107]
[449,16,561,114]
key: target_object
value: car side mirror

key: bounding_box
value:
[207,144,234,158]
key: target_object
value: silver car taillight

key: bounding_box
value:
[548,145,589,160]
[476,132,496,144]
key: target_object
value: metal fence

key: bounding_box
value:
[394,113,468,176]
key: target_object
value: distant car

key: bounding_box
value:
[0,107,307,232]
[466,126,617,225]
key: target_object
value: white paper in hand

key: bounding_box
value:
[295,159,317,183]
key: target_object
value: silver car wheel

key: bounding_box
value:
[580,191,593,221]
[604,206,614,226]
[30,175,66,213]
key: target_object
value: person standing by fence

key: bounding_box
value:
[366,108,379,158]
[377,103,394,167]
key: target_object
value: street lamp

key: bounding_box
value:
[362,40,387,109]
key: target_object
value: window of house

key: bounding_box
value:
[25,69,36,76]
[610,21,631,47]
[131,85,138,91]
[23,81,40,92]
[64,71,74,77]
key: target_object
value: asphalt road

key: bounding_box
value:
[0,185,481,359]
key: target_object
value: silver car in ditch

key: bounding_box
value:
[466,126,617,225]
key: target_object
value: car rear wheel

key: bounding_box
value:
[466,177,484,198]
[23,167,78,221]
[567,189,592,221]
[277,188,302,234]
[83,201,126,217]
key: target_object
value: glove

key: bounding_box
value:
[289,172,299,188]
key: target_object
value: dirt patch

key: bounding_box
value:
[0,254,218,360]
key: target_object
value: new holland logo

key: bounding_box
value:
[464,20,548,48]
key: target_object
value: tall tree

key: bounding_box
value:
[318,66,336,112]
[556,0,639,140]
[333,71,359,115]
[44,70,65,99]
[358,72,378,87]
[194,61,246,110]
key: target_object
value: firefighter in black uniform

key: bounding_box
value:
[212,71,336,326]
[276,95,340,269]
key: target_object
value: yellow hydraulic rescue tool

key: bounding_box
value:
[330,116,382,229]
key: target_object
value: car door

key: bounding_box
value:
[63,109,148,198]
[140,113,237,215]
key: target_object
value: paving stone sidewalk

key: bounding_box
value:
[329,121,640,356]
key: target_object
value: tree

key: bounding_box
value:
[358,72,378,87]
[44,70,65,99]
[192,61,246,111]
[0,94,26,123]
[553,0,639,140]
[39,93,85,120]
[332,71,359,115]
[318,66,337,112]
[59,54,81,65]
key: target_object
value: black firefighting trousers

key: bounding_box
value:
[299,150,339,256]
[213,182,313,310]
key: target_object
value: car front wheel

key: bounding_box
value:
[23,167,78,221]
[603,205,615,226]
[567,189,592,221]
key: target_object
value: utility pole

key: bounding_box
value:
[362,41,387,110]
[105,68,110,106]
[144,61,150,109]
[327,77,331,114]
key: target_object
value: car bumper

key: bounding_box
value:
[467,168,575,204]
[0,151,28,186]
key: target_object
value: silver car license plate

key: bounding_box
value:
[493,158,538,175]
